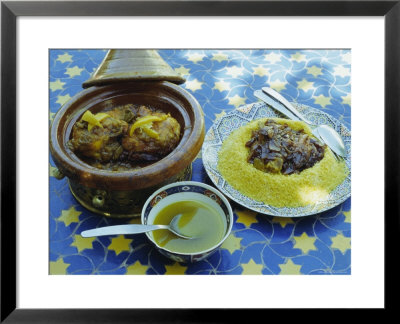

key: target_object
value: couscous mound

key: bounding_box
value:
[217,118,349,207]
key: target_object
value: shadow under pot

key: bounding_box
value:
[50,81,205,218]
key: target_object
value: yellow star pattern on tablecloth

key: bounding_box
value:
[174,65,190,76]
[49,112,56,122]
[221,234,242,254]
[126,261,149,275]
[297,79,314,91]
[343,210,351,223]
[65,66,84,78]
[264,52,282,64]
[228,94,246,108]
[56,94,71,106]
[50,167,65,180]
[331,233,351,254]
[293,233,317,254]
[211,52,229,62]
[341,94,351,105]
[279,259,302,274]
[236,209,258,227]
[307,66,323,77]
[50,79,66,92]
[50,258,70,275]
[214,110,226,120]
[108,235,133,255]
[226,66,244,78]
[252,66,270,77]
[271,217,294,228]
[71,235,95,252]
[186,53,206,63]
[214,80,231,92]
[241,259,264,274]
[49,164,59,177]
[291,52,306,62]
[314,94,331,108]
[185,79,203,92]
[270,80,286,92]
[56,53,73,63]
[57,206,82,226]
[164,262,187,275]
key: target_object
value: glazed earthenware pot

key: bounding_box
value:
[50,80,204,217]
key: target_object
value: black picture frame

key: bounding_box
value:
[1,0,398,322]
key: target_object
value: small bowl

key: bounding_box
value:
[141,181,233,263]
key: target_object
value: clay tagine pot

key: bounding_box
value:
[50,50,205,217]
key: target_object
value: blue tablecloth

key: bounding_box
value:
[49,49,351,275]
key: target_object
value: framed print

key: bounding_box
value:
[1,0,398,322]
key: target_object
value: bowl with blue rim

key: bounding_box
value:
[141,181,233,263]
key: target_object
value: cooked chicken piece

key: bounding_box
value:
[121,107,181,158]
[68,114,128,162]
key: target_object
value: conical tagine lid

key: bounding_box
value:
[82,49,185,88]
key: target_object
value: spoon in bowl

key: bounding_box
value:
[80,214,192,239]
[258,87,347,159]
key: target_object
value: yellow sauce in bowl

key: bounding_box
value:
[152,200,226,254]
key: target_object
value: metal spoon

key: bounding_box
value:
[259,87,347,158]
[80,214,192,239]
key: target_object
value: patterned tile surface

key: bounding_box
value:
[49,49,351,275]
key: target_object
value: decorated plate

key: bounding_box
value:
[202,101,351,217]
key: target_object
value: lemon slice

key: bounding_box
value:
[94,112,111,122]
[81,111,111,131]
[129,115,167,137]
[142,124,160,139]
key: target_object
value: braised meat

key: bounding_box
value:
[67,104,181,170]
[245,120,325,175]
[121,106,181,157]
[67,113,128,162]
